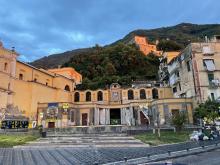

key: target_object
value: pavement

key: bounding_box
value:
[0,133,219,165]
[147,149,220,165]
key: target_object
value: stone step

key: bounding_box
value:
[38,136,135,141]
[26,139,143,145]
[14,143,148,148]
[46,133,128,137]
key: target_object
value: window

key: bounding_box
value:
[208,73,214,84]
[203,46,213,55]
[97,91,103,101]
[86,91,91,102]
[128,90,134,100]
[140,89,146,99]
[186,61,191,72]
[74,92,80,102]
[19,74,23,80]
[203,59,215,71]
[172,87,177,93]
[211,93,215,100]
[152,88,158,99]
[64,85,70,91]
[176,71,180,77]
[4,63,8,71]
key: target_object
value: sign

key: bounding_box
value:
[39,112,44,118]
[47,103,58,118]
[62,103,69,109]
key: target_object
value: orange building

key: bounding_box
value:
[48,67,82,85]
[130,36,161,56]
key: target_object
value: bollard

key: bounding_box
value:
[186,148,189,152]
[124,157,127,162]
[202,145,205,149]
[147,154,150,159]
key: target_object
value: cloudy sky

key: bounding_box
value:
[0,0,219,62]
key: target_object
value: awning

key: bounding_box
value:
[204,59,215,71]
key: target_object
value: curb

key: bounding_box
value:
[103,143,220,165]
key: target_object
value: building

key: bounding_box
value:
[158,51,180,85]
[0,41,81,126]
[37,83,193,128]
[129,36,161,56]
[168,36,220,104]
[1,40,194,129]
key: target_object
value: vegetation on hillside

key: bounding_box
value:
[31,23,220,69]
[115,23,220,47]
[63,43,160,90]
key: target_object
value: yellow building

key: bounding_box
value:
[0,41,80,126]
[0,41,194,128]
[38,83,193,128]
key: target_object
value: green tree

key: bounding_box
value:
[171,111,187,132]
[194,99,220,123]
[157,39,183,51]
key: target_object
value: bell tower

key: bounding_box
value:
[0,41,18,108]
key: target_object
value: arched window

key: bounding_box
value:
[128,89,134,100]
[140,89,146,99]
[152,88,159,99]
[86,91,91,102]
[19,73,23,80]
[4,63,8,71]
[74,92,80,102]
[97,91,103,101]
[64,85,70,91]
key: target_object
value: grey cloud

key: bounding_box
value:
[0,0,220,62]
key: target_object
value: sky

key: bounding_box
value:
[0,0,220,62]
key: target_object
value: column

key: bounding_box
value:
[120,108,126,125]
[105,108,110,125]
[94,107,99,125]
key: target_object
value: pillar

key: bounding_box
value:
[105,108,110,125]
[94,107,99,125]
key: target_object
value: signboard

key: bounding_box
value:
[62,103,69,109]
[47,103,58,118]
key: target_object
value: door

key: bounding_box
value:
[48,122,55,128]
[82,113,88,126]
[140,111,149,126]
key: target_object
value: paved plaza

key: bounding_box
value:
[0,133,220,165]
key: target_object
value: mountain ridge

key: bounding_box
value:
[31,22,220,69]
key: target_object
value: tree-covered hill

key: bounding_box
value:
[31,23,220,69]
[113,23,220,47]
[62,44,159,90]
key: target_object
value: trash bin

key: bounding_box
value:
[42,131,47,138]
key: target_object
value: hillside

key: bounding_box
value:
[63,44,160,90]
[30,47,94,69]
[113,23,220,46]
[31,23,220,69]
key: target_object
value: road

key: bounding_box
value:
[148,149,220,165]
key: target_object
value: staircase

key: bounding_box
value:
[15,133,149,148]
